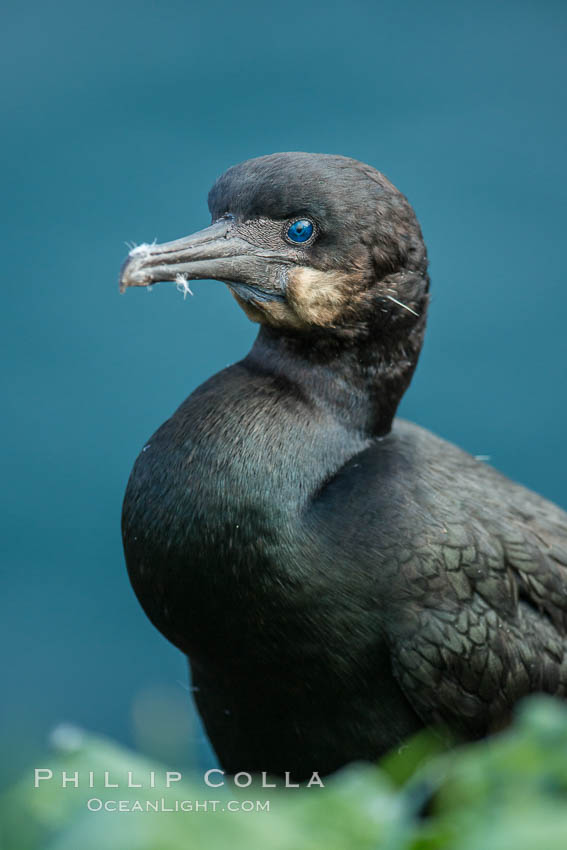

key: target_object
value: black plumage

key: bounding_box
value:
[120,153,567,779]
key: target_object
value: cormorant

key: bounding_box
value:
[120,153,567,779]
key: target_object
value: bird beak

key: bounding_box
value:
[120,219,283,296]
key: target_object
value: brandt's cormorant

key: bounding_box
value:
[120,153,567,779]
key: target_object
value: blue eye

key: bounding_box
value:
[286,219,314,243]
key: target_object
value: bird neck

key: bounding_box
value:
[245,321,425,438]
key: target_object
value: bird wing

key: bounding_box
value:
[384,425,567,737]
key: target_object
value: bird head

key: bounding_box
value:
[120,152,429,341]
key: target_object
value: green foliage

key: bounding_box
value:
[2,696,567,850]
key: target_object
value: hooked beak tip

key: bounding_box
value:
[119,257,139,293]
[119,243,159,292]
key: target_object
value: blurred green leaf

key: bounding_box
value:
[2,696,567,850]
